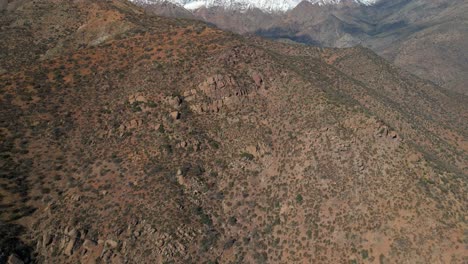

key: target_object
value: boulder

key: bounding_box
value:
[168,96,182,108]
[128,119,142,129]
[170,111,180,120]
[246,145,259,157]
[105,239,118,249]
[251,72,263,88]
[42,232,53,246]
[183,90,192,97]
[67,228,77,238]
[135,95,147,103]
[128,94,147,104]
[83,239,98,250]
[152,123,161,131]
[64,237,76,256]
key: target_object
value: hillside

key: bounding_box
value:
[0,0,466,263]
[138,0,468,95]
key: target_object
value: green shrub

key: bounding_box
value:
[296,194,303,204]
[361,249,369,259]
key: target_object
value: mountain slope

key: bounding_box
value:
[258,0,468,94]
[137,0,468,94]
[364,0,468,94]
[0,0,466,263]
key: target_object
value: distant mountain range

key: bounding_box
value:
[136,0,468,94]
[132,0,379,12]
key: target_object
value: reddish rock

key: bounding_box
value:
[170,111,180,120]
[252,72,263,87]
[167,96,182,108]
[128,94,147,104]
[64,237,77,256]
[105,239,118,249]
[83,239,98,250]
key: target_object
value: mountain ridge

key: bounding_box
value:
[132,0,379,12]
[137,0,468,94]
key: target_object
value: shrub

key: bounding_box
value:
[240,152,254,161]
[296,194,303,204]
[361,249,369,259]
[208,140,219,149]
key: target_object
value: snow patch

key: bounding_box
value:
[131,0,380,12]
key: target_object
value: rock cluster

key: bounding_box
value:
[188,72,267,113]
[128,94,148,104]
[376,124,399,140]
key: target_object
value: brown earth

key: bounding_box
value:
[0,0,466,263]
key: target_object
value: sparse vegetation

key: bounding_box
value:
[0,1,465,264]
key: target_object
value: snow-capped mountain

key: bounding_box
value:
[308,0,377,6]
[132,0,378,12]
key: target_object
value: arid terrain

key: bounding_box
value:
[0,0,467,263]
[138,0,468,95]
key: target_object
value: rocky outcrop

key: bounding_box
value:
[176,139,201,151]
[188,72,267,113]
[198,74,242,100]
[118,119,143,135]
